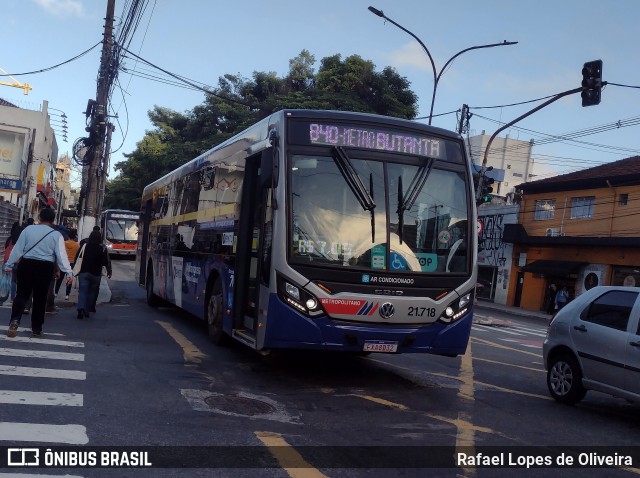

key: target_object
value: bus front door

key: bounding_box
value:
[233,153,270,342]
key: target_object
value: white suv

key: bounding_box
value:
[543,286,640,404]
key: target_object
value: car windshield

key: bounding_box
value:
[290,153,469,273]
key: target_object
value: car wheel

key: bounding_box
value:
[207,278,227,345]
[547,353,587,404]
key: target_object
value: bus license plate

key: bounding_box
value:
[363,341,398,353]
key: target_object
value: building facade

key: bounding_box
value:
[503,156,640,313]
[467,132,535,197]
[0,98,61,223]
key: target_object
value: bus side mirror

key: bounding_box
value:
[260,147,279,188]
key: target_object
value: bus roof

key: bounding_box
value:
[141,109,462,198]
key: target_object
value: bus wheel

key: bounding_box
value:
[146,267,160,307]
[207,278,226,345]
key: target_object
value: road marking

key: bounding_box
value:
[348,394,409,410]
[471,325,489,332]
[0,364,86,380]
[0,348,84,361]
[0,390,83,406]
[473,357,543,373]
[0,475,84,478]
[483,327,524,336]
[0,422,88,444]
[471,336,540,357]
[455,341,477,477]
[472,379,552,400]
[501,338,542,349]
[255,431,328,478]
[0,325,64,336]
[510,325,548,335]
[156,320,207,364]
[0,336,84,347]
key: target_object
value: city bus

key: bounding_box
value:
[135,109,477,355]
[100,209,139,257]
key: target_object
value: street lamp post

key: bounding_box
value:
[368,6,517,125]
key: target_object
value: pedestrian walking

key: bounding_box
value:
[555,286,569,311]
[74,230,111,319]
[545,283,557,314]
[55,229,79,300]
[2,222,23,304]
[4,208,73,338]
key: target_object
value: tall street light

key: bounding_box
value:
[368,6,517,125]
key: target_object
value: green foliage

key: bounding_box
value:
[104,51,419,209]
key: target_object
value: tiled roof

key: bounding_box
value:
[518,155,640,192]
[0,98,18,107]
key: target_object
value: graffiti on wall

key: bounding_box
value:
[478,213,507,267]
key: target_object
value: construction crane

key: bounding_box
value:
[0,66,32,94]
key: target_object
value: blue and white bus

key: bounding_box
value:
[136,110,477,355]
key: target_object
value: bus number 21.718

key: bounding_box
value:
[408,307,436,317]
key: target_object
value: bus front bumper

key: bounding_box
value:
[263,295,472,356]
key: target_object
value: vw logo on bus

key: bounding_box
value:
[378,302,395,319]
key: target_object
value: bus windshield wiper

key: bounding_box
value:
[397,157,435,244]
[331,146,376,242]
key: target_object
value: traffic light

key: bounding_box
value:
[581,60,602,107]
[476,174,495,205]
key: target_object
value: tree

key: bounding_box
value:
[104,51,418,209]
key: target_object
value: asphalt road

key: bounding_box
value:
[0,260,638,478]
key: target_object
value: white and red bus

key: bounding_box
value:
[100,209,139,257]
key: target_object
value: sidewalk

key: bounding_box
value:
[473,299,551,325]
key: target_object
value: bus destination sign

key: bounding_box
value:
[309,123,444,159]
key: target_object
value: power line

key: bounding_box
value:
[117,44,253,108]
[472,113,640,155]
[0,42,101,77]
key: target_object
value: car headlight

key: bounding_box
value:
[277,274,324,318]
[438,292,472,324]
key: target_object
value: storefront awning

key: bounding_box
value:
[522,260,587,276]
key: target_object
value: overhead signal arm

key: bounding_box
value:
[477,59,607,204]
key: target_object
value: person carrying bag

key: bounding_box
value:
[73,230,111,319]
[73,244,86,277]
[5,208,73,338]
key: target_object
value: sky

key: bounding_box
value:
[2,0,639,187]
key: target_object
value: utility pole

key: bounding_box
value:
[78,0,115,240]
[457,104,470,134]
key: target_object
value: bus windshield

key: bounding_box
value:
[290,153,469,273]
[106,218,139,243]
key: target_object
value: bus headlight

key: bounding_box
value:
[438,292,472,324]
[277,274,324,318]
[285,282,300,301]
